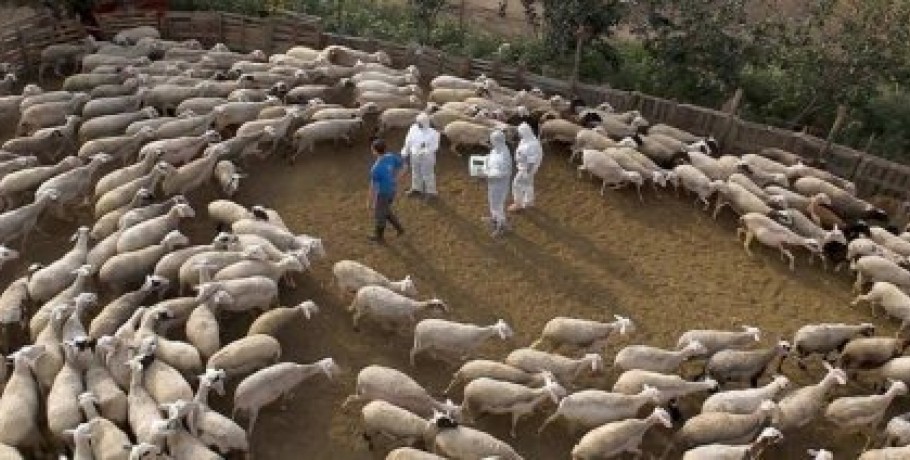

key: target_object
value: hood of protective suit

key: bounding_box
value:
[416,112,430,129]
[517,122,536,142]
[490,129,508,152]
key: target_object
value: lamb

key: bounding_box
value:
[680,426,783,460]
[571,407,672,460]
[343,365,462,421]
[461,374,566,437]
[505,348,603,388]
[0,189,59,251]
[246,300,319,338]
[213,160,244,196]
[664,400,778,457]
[291,118,362,161]
[577,149,644,201]
[333,259,416,296]
[612,370,718,406]
[207,334,281,378]
[775,363,847,431]
[702,375,790,414]
[410,319,513,366]
[614,340,708,374]
[78,107,159,143]
[194,276,279,313]
[704,340,791,387]
[424,413,523,459]
[232,358,337,434]
[677,325,761,357]
[116,202,195,254]
[673,164,723,210]
[853,282,910,332]
[530,315,633,354]
[17,93,90,136]
[99,230,189,294]
[0,345,46,456]
[790,322,875,369]
[348,285,448,333]
[737,213,821,270]
[852,255,910,293]
[538,385,663,435]
[826,380,908,450]
[27,225,91,303]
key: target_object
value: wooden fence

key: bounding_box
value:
[1,9,907,207]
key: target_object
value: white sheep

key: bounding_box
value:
[825,380,907,450]
[233,358,337,434]
[713,181,772,220]
[116,202,195,254]
[141,130,221,166]
[78,107,159,143]
[738,212,821,270]
[47,340,86,442]
[185,289,232,359]
[571,407,672,460]
[99,230,189,294]
[677,325,761,357]
[348,285,447,333]
[701,375,789,414]
[83,345,128,426]
[377,107,421,134]
[0,156,82,210]
[462,373,566,437]
[885,412,910,448]
[332,259,415,296]
[176,96,228,116]
[442,120,495,156]
[207,334,281,378]
[505,348,603,388]
[213,159,244,196]
[612,370,718,406]
[530,315,633,354]
[614,340,707,374]
[26,226,90,303]
[790,322,876,369]
[17,93,90,135]
[870,226,910,257]
[135,311,202,375]
[681,426,783,460]
[775,363,847,431]
[411,318,513,366]
[577,149,644,201]
[291,118,362,161]
[361,400,428,451]
[538,385,662,435]
[424,412,523,459]
[194,276,279,313]
[343,365,461,421]
[36,153,111,216]
[0,345,45,456]
[853,281,910,331]
[852,255,910,293]
[674,164,723,210]
[78,392,130,460]
[213,252,305,287]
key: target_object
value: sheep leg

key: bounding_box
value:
[246,408,259,436]
[712,200,726,220]
[599,180,607,196]
[784,248,796,270]
[409,342,422,367]
[635,184,644,202]
[742,231,754,257]
[443,376,460,394]
[537,412,559,434]
[853,273,865,294]
[351,311,363,332]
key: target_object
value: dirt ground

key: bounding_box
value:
[1,124,902,459]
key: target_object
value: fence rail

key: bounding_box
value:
[1,9,907,206]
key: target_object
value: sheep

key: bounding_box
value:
[571,407,672,460]
[158,145,224,196]
[704,340,791,387]
[213,251,305,287]
[27,225,91,303]
[444,360,549,394]
[99,230,189,294]
[0,277,28,351]
[837,336,910,374]
[28,263,93,343]
[113,26,161,45]
[152,233,239,286]
[348,285,448,333]
[859,445,910,459]
[461,374,566,437]
[0,189,59,251]
[852,255,910,293]
[354,80,420,97]
[0,156,74,209]
[175,97,228,116]
[612,370,718,408]
[213,160,243,196]
[93,148,162,199]
[125,358,166,444]
[355,91,422,112]
[143,82,214,115]
[171,370,248,456]
[47,340,87,441]
[91,188,153,240]
[36,153,111,217]
[78,125,156,165]
[194,276,279,313]
[207,199,286,229]
[847,238,906,265]
[530,315,633,355]
[77,393,130,460]
[232,358,337,434]
[235,108,305,157]
[81,91,145,121]
[676,325,761,358]
[737,213,821,270]
[116,202,195,254]
[505,348,603,388]
[828,379,908,450]
[775,363,847,431]
[333,259,416,296]
[291,118,363,161]
[125,116,177,136]
[430,75,482,90]
[207,334,281,378]
[794,177,884,221]
[0,157,39,179]
[134,310,203,375]
[89,275,166,340]
[360,400,428,451]
[211,97,282,131]
[680,426,783,460]
[32,304,73,390]
[701,375,789,415]
[871,225,910,257]
[310,104,380,123]
[442,120,496,156]
[539,118,583,144]
[118,195,188,232]
[2,120,78,163]
[246,300,319,338]
[885,412,910,447]
[713,182,772,220]
[231,217,309,252]
[90,75,146,98]
[184,287,232,360]
[671,164,722,210]
[424,413,523,459]
[0,73,16,97]
[343,365,462,421]
[0,245,19,270]
[142,129,221,166]
[790,322,876,369]
[577,149,644,201]
[614,340,707,374]
[17,93,90,136]
[78,107,159,143]
[0,345,45,456]
[62,293,98,342]
[132,342,194,406]
[410,318,513,366]
[176,246,263,294]
[354,71,417,86]
[286,80,357,105]
[40,37,98,81]
[665,400,779,457]
[321,45,390,67]
[570,129,617,161]
[538,385,663,436]
[377,107,421,134]
[354,61,419,77]
[853,282,910,332]
[805,193,845,230]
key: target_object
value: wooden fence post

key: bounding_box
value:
[16,27,29,76]
[218,12,225,44]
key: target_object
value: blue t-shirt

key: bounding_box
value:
[370,152,404,196]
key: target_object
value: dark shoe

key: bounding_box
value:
[369,226,386,243]
[405,189,422,197]
[395,227,405,237]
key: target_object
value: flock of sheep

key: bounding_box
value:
[0,20,909,460]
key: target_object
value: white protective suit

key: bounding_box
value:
[511,122,543,209]
[485,130,513,234]
[402,112,441,195]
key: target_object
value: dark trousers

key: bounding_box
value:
[374,193,403,236]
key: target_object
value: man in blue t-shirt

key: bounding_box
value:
[368,138,406,243]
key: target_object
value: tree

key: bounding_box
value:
[410,0,447,43]
[539,0,626,55]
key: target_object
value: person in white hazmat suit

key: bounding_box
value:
[483,129,513,237]
[402,112,441,198]
[509,122,543,212]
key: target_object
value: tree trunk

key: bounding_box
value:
[570,33,584,91]
[721,88,743,115]
[827,104,848,142]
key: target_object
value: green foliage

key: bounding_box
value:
[539,0,627,54]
